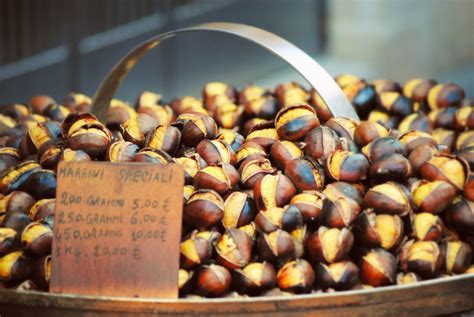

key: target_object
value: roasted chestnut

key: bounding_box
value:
[427,83,465,110]
[0,251,31,282]
[290,191,325,224]
[398,112,432,134]
[420,155,467,191]
[315,260,359,290]
[270,140,303,170]
[320,196,361,229]
[253,173,296,211]
[359,248,397,286]
[276,259,315,293]
[445,198,474,234]
[21,222,52,256]
[105,141,139,163]
[369,153,412,184]
[354,121,389,146]
[194,164,239,195]
[215,228,252,269]
[275,104,320,141]
[325,150,369,183]
[222,192,257,229]
[174,112,218,147]
[364,182,413,216]
[180,232,212,269]
[196,139,236,166]
[255,205,303,234]
[144,125,181,156]
[183,189,224,230]
[239,157,276,190]
[400,240,442,278]
[284,157,324,191]
[244,95,279,120]
[306,226,354,264]
[233,262,276,295]
[439,241,472,274]
[245,121,279,150]
[411,180,456,214]
[257,229,300,265]
[354,210,404,250]
[412,213,445,242]
[195,264,232,297]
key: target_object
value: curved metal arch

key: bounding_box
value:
[90,22,358,123]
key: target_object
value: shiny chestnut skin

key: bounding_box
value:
[398,112,433,134]
[277,259,315,293]
[31,255,51,290]
[439,241,472,274]
[270,140,303,170]
[222,192,256,229]
[0,251,32,282]
[361,136,406,163]
[290,191,325,224]
[244,96,279,120]
[196,139,236,166]
[21,169,56,200]
[183,189,224,230]
[193,163,239,195]
[315,260,359,291]
[195,264,232,297]
[245,121,279,150]
[325,117,359,142]
[0,228,19,256]
[306,226,354,264]
[144,125,181,156]
[325,150,369,183]
[28,95,55,115]
[174,112,217,147]
[303,126,340,161]
[21,221,52,256]
[367,110,399,130]
[170,96,204,115]
[359,248,397,287]
[411,180,456,214]
[284,157,324,192]
[253,172,296,211]
[353,209,404,250]
[0,191,35,215]
[28,199,55,222]
[0,148,21,172]
[342,81,377,118]
[364,182,413,216]
[133,147,173,164]
[20,121,61,157]
[216,130,244,153]
[369,153,412,184]
[105,141,139,163]
[428,107,457,129]
[398,131,438,154]
[403,78,437,105]
[257,229,300,265]
[235,141,266,167]
[275,104,320,141]
[400,240,442,278]
[239,157,276,190]
[412,213,445,242]
[255,205,304,234]
[239,84,267,105]
[274,82,308,106]
[454,106,474,131]
[427,83,465,110]
[233,262,276,295]
[323,181,364,206]
[320,196,361,229]
[408,145,438,175]
[445,198,474,234]
[373,79,402,94]
[63,92,91,112]
[353,121,389,147]
[174,152,207,185]
[419,155,468,192]
[180,232,212,269]
[215,228,252,270]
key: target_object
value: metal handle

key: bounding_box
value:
[90,22,359,123]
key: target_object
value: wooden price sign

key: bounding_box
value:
[50,161,184,298]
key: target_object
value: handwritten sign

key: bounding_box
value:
[50,161,184,298]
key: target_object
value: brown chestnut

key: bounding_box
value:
[144,125,181,156]
[284,157,324,191]
[275,104,320,141]
[239,84,267,105]
[354,210,404,250]
[315,260,359,290]
[420,155,468,191]
[290,191,325,224]
[412,213,445,242]
[303,126,340,161]
[320,196,361,229]
[21,222,52,256]
[274,82,309,106]
[174,112,218,147]
[270,140,303,170]
[403,78,437,105]
[364,182,413,216]
[370,153,412,184]
[408,144,438,175]
[0,251,32,282]
[105,141,139,163]
[354,121,389,146]
[411,180,456,214]
[396,272,422,285]
[239,157,276,190]
[233,262,276,295]
[454,106,474,131]
[31,255,51,290]
[446,198,474,234]
[223,192,256,229]
[235,142,267,166]
[400,240,442,278]
[180,232,212,269]
[342,81,377,118]
[367,110,399,130]
[398,131,437,153]
[398,112,433,134]
[325,150,369,183]
[245,121,279,150]
[310,90,333,123]
[0,228,19,256]
[253,173,296,211]
[0,191,35,215]
[216,130,244,153]
[427,83,465,110]
[28,198,55,222]
[216,228,252,269]
[276,259,315,293]
[0,161,41,195]
[193,163,239,195]
[440,241,472,274]
[255,205,304,234]
[196,139,236,166]
[183,189,224,230]
[359,248,397,286]
[196,264,232,297]
[244,95,279,120]
[257,229,300,265]
[306,227,354,264]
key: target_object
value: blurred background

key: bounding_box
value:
[0,0,473,104]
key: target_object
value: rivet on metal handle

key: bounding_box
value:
[91,22,359,123]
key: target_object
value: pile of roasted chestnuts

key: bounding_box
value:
[0,75,473,298]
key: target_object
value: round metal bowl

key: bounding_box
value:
[0,274,473,316]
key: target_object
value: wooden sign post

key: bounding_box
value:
[50,161,184,298]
